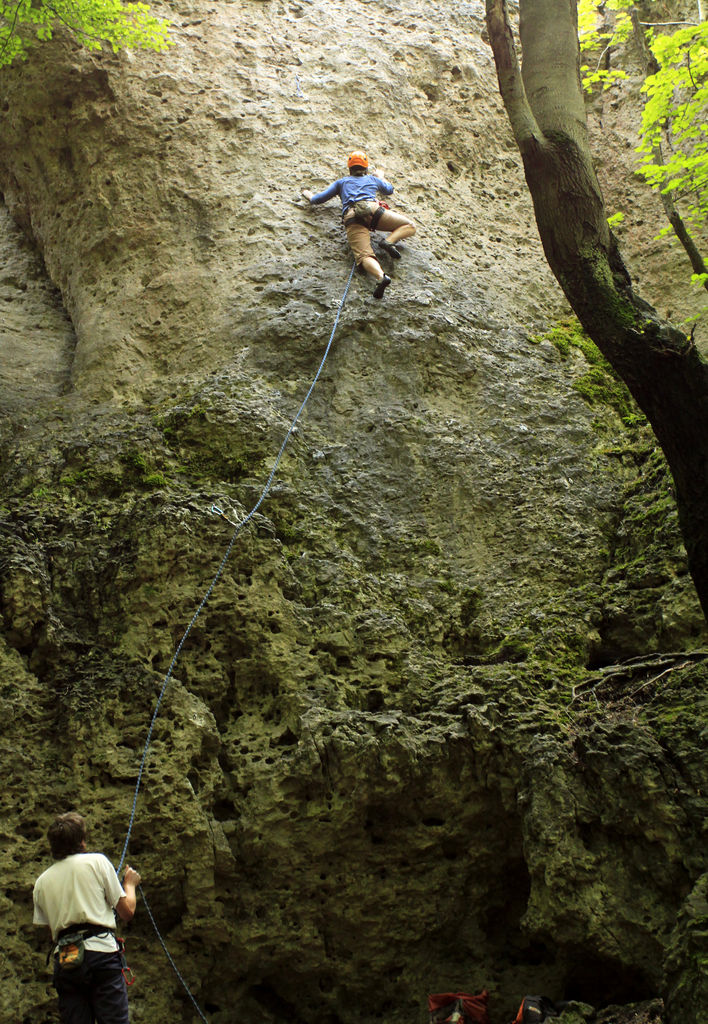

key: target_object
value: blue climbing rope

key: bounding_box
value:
[139,884,210,1024]
[119,261,355,872]
[116,262,356,1016]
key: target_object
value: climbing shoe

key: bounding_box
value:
[373,274,391,299]
[379,239,401,259]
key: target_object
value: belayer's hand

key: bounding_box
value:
[301,189,313,202]
[124,866,142,887]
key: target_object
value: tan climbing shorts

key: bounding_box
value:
[343,204,415,266]
[343,217,377,266]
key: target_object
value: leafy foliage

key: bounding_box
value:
[578,0,708,292]
[579,0,633,92]
[0,0,171,67]
[636,21,708,234]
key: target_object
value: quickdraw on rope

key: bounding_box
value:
[117,262,356,1015]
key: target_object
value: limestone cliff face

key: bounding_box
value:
[0,3,706,1024]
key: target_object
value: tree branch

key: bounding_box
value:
[485,0,544,155]
[570,651,708,705]
[638,21,698,27]
[595,44,612,72]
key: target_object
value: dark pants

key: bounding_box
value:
[53,951,130,1024]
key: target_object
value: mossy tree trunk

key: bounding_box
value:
[485,0,708,621]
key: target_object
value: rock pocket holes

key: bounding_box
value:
[271,727,298,747]
[364,816,386,846]
[420,82,441,102]
[367,688,384,711]
[213,798,238,822]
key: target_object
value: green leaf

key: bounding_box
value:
[0,0,173,67]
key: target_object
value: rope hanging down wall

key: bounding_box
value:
[116,263,357,1014]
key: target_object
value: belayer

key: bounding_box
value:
[302,150,416,299]
[33,811,142,1024]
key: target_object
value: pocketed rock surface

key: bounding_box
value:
[0,2,706,1024]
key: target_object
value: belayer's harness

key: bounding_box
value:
[49,923,135,984]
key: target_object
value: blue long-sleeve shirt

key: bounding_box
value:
[310,174,394,217]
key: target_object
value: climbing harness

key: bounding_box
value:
[117,262,357,1017]
[343,199,389,231]
[49,924,118,972]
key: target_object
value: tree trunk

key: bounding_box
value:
[486,0,708,621]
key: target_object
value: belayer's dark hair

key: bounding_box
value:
[48,812,87,860]
[349,165,366,176]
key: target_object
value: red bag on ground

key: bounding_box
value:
[428,990,490,1024]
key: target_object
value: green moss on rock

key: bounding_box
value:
[530,317,646,427]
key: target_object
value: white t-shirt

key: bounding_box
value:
[33,852,125,953]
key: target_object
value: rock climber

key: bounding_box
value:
[33,811,141,1024]
[302,150,416,299]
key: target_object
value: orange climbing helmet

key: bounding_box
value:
[347,150,369,170]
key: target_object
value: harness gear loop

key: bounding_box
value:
[116,936,135,987]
